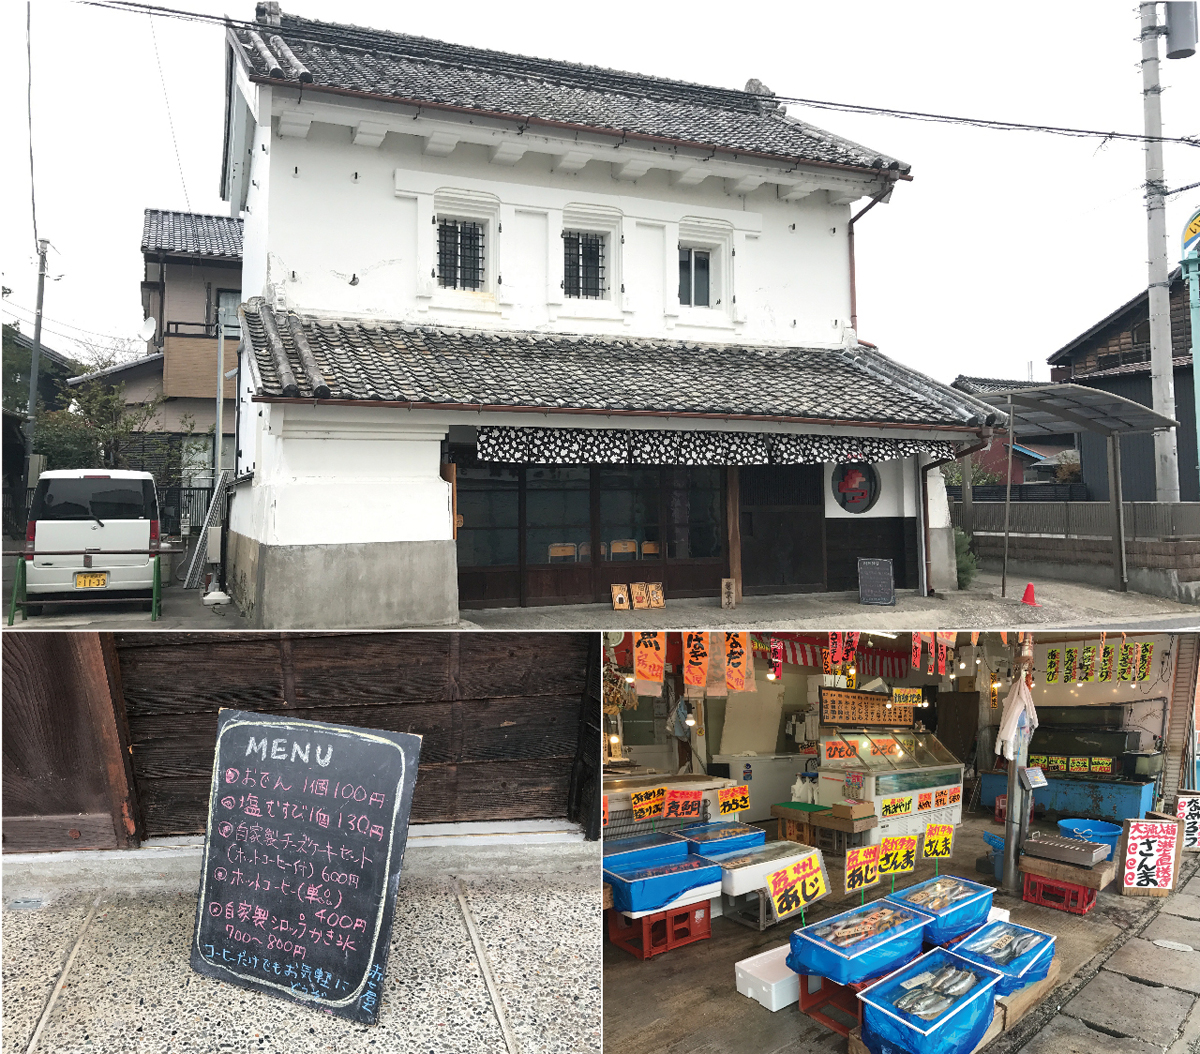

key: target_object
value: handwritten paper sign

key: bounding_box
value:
[662,789,703,821]
[633,632,666,684]
[767,853,828,920]
[1069,757,1089,773]
[820,687,914,727]
[1047,756,1067,773]
[1046,649,1060,683]
[718,784,750,815]
[1091,757,1113,774]
[825,739,859,761]
[602,795,609,828]
[630,786,666,821]
[683,631,709,687]
[844,845,881,894]
[879,836,918,876]
[892,687,923,708]
[190,709,421,1024]
[725,632,751,691]
[923,823,954,860]
[1120,818,1182,895]
[881,795,914,818]
[1177,794,1200,851]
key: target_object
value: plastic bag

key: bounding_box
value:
[885,875,993,945]
[787,902,931,985]
[950,921,1055,995]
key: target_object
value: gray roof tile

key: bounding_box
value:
[142,210,243,259]
[233,14,908,174]
[242,298,995,429]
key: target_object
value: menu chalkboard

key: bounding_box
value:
[857,558,895,606]
[190,709,421,1023]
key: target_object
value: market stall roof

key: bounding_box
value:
[968,382,1177,438]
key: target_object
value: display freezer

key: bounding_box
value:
[710,754,815,822]
[697,841,824,897]
[815,728,965,847]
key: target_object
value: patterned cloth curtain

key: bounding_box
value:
[476,425,957,466]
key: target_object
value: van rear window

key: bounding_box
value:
[30,478,157,521]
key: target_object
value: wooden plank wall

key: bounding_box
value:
[113,632,593,837]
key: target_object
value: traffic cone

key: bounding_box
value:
[1021,583,1039,606]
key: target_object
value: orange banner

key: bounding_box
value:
[633,632,666,684]
[726,632,751,691]
[602,795,608,828]
[683,631,709,687]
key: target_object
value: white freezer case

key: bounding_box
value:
[711,754,816,822]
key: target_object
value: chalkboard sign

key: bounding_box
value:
[857,558,895,606]
[190,709,421,1023]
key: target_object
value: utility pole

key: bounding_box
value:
[1142,2,1181,502]
[214,307,226,480]
[21,238,50,508]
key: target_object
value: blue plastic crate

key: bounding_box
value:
[858,947,1002,1054]
[677,821,767,856]
[949,920,1055,995]
[602,832,687,871]
[603,855,722,914]
[885,875,994,945]
[787,901,933,986]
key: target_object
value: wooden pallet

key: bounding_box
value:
[1018,853,1116,890]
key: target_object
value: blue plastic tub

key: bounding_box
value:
[885,876,994,945]
[950,920,1055,996]
[602,832,687,871]
[787,902,932,986]
[603,855,722,914]
[1057,818,1121,861]
[677,821,766,856]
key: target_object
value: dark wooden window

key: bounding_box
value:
[598,466,660,560]
[437,218,485,290]
[664,466,723,559]
[564,231,605,299]
[526,465,591,564]
[456,463,519,566]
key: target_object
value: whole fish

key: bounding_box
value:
[944,972,978,996]
[997,932,1042,964]
[915,994,955,1020]
[928,966,958,989]
[893,988,926,1011]
[908,990,946,1014]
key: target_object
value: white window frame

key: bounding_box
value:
[677,217,735,329]
[431,189,501,311]
[559,204,623,321]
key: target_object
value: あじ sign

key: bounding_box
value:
[191,709,422,1024]
[844,845,881,894]
[766,852,829,920]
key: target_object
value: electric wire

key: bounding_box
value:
[148,12,191,211]
[26,2,38,248]
[70,0,1200,150]
[2,301,132,341]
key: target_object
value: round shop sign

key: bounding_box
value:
[832,461,880,513]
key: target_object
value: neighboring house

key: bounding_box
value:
[219,5,1002,628]
[950,376,1074,484]
[1046,267,1194,501]
[67,209,242,485]
[2,323,80,414]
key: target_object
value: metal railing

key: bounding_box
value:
[157,486,214,538]
[952,501,1200,541]
[945,483,1089,502]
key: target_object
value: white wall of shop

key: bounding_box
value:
[233,81,892,350]
[823,456,920,520]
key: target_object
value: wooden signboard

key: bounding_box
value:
[1117,817,1184,896]
[191,709,421,1024]
[1177,793,1200,851]
[611,584,630,611]
[857,558,895,606]
[648,582,665,608]
[820,687,915,727]
[630,582,651,610]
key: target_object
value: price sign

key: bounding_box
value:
[1177,794,1200,851]
[766,853,828,920]
[1090,757,1113,774]
[630,786,666,821]
[917,792,932,812]
[878,835,919,876]
[1121,819,1181,894]
[1047,756,1067,773]
[1069,757,1089,773]
[662,789,703,820]
[923,823,954,860]
[1029,754,1048,767]
[844,845,881,894]
[602,795,608,827]
[718,784,750,815]
[881,795,914,818]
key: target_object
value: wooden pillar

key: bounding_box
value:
[1108,434,1128,592]
[726,466,743,604]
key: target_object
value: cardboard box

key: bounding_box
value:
[831,799,875,821]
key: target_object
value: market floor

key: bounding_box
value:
[602,812,1200,1054]
[1,842,600,1054]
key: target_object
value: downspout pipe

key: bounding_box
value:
[848,184,894,334]
[920,427,996,595]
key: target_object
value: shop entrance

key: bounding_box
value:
[739,465,826,594]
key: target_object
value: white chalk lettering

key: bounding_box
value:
[291,742,310,764]
[247,736,268,760]
[271,738,288,760]
[315,745,333,768]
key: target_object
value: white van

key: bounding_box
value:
[25,469,161,611]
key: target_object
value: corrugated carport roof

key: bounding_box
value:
[968,382,1177,437]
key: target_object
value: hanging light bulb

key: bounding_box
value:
[975,657,981,665]
[885,701,892,708]
[766,669,776,681]
[685,712,696,727]
[848,664,856,675]
[609,734,620,744]
[959,660,966,669]
[624,673,635,684]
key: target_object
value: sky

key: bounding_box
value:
[2,1,1198,384]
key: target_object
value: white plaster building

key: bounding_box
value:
[220,4,1002,627]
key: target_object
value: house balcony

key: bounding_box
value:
[163,320,239,399]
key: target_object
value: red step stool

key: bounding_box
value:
[606,903,711,960]
[799,953,920,1038]
[1022,872,1097,915]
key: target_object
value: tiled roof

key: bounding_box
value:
[142,210,243,259]
[951,375,1040,395]
[232,13,907,175]
[241,298,999,430]
[1078,355,1191,380]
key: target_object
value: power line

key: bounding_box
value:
[2,300,132,341]
[72,0,1200,150]
[26,2,38,248]
[148,13,191,211]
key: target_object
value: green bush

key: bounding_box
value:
[955,527,978,590]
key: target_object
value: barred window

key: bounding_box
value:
[437,219,485,290]
[564,231,605,299]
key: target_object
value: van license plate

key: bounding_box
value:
[75,572,108,588]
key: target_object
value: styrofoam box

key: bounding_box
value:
[735,944,800,1013]
[987,907,1010,924]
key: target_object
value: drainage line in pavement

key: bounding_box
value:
[25,894,103,1054]
[454,877,521,1054]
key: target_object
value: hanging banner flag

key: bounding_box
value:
[683,631,709,687]
[822,647,834,675]
[706,632,728,696]
[1118,642,1136,681]
[769,638,783,681]
[1138,642,1154,681]
[936,636,948,676]
[844,845,882,894]
[726,632,751,691]
[602,795,609,827]
[1081,645,1097,682]
[1000,632,1007,645]
[1046,649,1060,683]
[911,633,922,670]
[970,631,980,646]
[633,632,666,684]
[829,632,844,667]
[925,633,935,676]
[662,788,704,820]
[1063,647,1078,683]
[630,786,666,821]
[847,631,862,656]
[718,784,750,815]
[1100,644,1115,681]
[878,835,919,876]
[923,823,954,860]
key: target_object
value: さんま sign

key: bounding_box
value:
[878,835,918,876]
[923,823,954,860]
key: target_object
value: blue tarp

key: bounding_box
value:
[678,821,766,856]
[603,856,722,913]
[602,832,687,871]
[885,876,994,945]
[859,948,1001,1054]
[949,921,1055,996]
[787,902,932,986]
